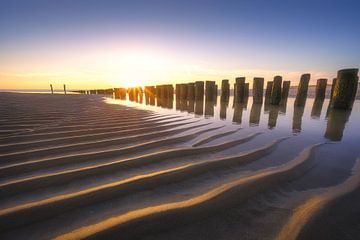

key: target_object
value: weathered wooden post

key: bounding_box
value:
[244,83,249,98]
[187,100,195,113]
[155,85,161,98]
[331,68,359,109]
[50,84,54,94]
[295,73,311,107]
[253,77,264,104]
[249,103,262,126]
[161,85,167,99]
[221,79,230,101]
[265,81,273,102]
[114,88,120,99]
[314,78,328,102]
[279,81,290,112]
[205,81,216,101]
[329,78,337,101]
[179,84,187,99]
[175,84,181,99]
[187,83,195,100]
[195,81,204,101]
[214,84,218,100]
[281,81,290,102]
[63,84,67,95]
[234,77,246,103]
[195,99,204,116]
[326,78,337,117]
[270,76,282,105]
[169,84,174,99]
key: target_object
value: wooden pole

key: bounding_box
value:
[294,73,311,107]
[270,76,282,105]
[195,81,204,101]
[187,83,195,100]
[221,79,230,101]
[205,81,216,101]
[63,84,67,95]
[264,81,273,105]
[50,84,54,94]
[331,68,359,109]
[252,77,264,104]
[234,77,246,103]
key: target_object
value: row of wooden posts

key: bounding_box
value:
[80,68,358,110]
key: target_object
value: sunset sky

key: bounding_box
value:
[0,0,359,90]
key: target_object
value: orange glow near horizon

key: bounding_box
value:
[0,46,336,90]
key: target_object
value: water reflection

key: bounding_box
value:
[108,93,356,142]
[268,105,280,129]
[325,108,352,141]
[292,105,305,134]
[205,100,215,118]
[311,99,324,119]
[220,100,229,120]
[249,103,262,126]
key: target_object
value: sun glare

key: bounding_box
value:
[98,50,174,88]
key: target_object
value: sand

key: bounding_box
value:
[0,92,359,240]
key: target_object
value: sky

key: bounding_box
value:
[0,0,359,90]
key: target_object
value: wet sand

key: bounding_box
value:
[0,92,359,240]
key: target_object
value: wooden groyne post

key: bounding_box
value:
[175,84,180,99]
[234,77,245,103]
[180,84,188,99]
[253,77,264,104]
[281,81,290,101]
[264,81,273,105]
[314,78,328,102]
[205,81,216,101]
[187,83,195,100]
[50,84,54,94]
[221,79,230,101]
[244,83,249,98]
[294,73,310,107]
[331,68,359,109]
[63,84,67,95]
[270,76,282,105]
[195,81,204,100]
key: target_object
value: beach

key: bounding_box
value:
[0,92,359,240]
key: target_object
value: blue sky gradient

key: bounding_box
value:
[0,0,359,89]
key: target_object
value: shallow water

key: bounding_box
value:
[0,92,359,240]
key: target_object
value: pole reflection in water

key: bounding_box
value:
[220,100,228,120]
[268,105,280,129]
[179,99,187,112]
[249,103,262,126]
[150,95,155,106]
[310,99,324,119]
[292,105,305,134]
[232,101,246,124]
[205,100,215,118]
[187,100,195,113]
[195,99,204,116]
[264,101,271,113]
[324,108,352,141]
[107,92,358,143]
[279,98,287,114]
